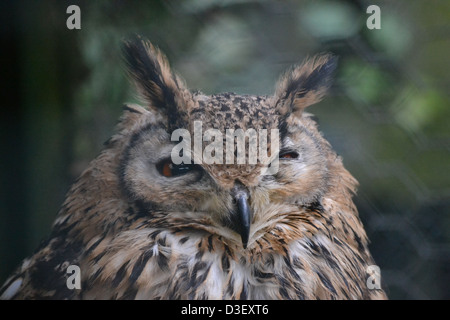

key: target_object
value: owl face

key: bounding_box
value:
[119,38,337,249]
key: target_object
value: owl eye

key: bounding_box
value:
[156,158,200,177]
[279,151,299,159]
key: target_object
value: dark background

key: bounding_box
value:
[1,0,449,299]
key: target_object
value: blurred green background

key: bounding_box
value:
[1,0,449,299]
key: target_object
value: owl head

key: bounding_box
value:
[117,36,347,249]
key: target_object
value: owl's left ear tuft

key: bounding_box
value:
[274,53,338,116]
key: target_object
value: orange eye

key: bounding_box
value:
[280,151,299,159]
[161,161,173,177]
[156,158,202,178]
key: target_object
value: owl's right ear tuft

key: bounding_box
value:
[122,36,190,126]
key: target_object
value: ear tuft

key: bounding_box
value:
[275,53,338,116]
[121,36,190,124]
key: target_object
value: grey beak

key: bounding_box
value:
[230,181,252,249]
[235,192,251,249]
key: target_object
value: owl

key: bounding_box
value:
[1,37,387,300]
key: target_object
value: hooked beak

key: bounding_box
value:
[231,184,252,249]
